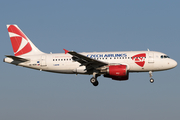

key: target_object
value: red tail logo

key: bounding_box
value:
[132,53,146,67]
[8,25,32,56]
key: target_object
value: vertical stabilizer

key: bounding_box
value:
[7,25,44,56]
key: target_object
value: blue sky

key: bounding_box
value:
[0,0,180,120]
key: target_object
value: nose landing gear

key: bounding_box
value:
[149,71,154,83]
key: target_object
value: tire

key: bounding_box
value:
[90,78,96,84]
[150,78,154,83]
[93,80,99,86]
[90,77,99,86]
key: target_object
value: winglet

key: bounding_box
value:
[63,49,69,54]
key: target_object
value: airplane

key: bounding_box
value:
[3,25,177,86]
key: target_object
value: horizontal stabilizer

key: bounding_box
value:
[5,55,29,62]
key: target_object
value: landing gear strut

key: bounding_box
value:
[90,72,100,86]
[149,71,154,83]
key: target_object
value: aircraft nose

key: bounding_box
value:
[171,59,177,68]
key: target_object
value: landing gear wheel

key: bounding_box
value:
[150,78,154,83]
[90,77,99,86]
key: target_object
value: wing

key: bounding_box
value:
[63,49,108,70]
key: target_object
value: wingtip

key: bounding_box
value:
[63,49,69,54]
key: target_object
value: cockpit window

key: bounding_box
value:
[161,55,170,58]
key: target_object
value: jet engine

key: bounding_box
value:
[103,65,129,81]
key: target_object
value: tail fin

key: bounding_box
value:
[7,25,44,56]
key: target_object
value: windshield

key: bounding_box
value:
[161,55,170,58]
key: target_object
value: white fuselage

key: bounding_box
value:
[4,51,177,74]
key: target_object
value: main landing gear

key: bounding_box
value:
[90,72,100,86]
[149,71,154,83]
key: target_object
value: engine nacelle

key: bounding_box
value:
[104,65,129,81]
[108,65,127,76]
